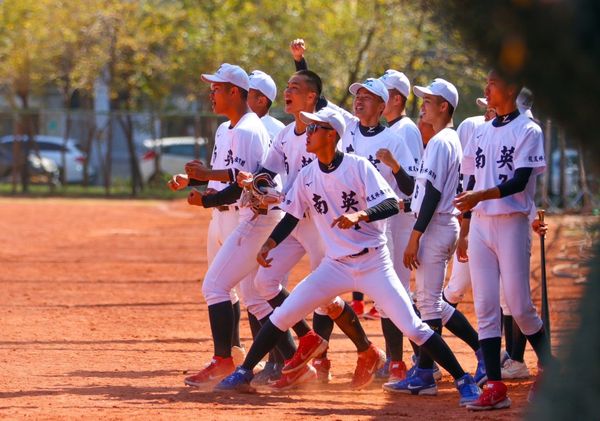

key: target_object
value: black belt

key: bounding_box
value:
[216,205,239,212]
[349,248,369,258]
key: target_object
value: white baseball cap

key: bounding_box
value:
[349,78,389,104]
[379,69,410,98]
[413,78,459,108]
[476,97,488,108]
[201,63,249,91]
[249,70,277,102]
[516,87,534,119]
[299,108,346,138]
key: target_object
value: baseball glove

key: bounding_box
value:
[240,173,285,218]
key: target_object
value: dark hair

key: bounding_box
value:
[447,102,455,117]
[295,69,322,96]
[239,87,248,101]
[265,98,273,110]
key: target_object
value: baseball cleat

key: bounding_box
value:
[363,306,381,320]
[349,300,365,317]
[474,348,487,386]
[351,344,386,389]
[527,365,543,403]
[231,345,246,367]
[466,381,511,410]
[388,360,408,382]
[407,354,442,381]
[270,363,317,391]
[251,361,282,386]
[383,367,437,396]
[455,373,482,406]
[214,366,255,393]
[375,356,391,380]
[281,330,328,374]
[184,356,235,387]
[312,357,332,384]
[501,358,530,379]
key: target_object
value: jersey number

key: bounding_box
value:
[499,174,508,183]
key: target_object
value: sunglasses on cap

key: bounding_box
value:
[306,123,335,135]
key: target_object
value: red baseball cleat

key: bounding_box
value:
[312,357,332,383]
[466,380,511,410]
[388,360,408,382]
[184,356,235,387]
[350,300,365,317]
[282,330,328,374]
[270,364,317,391]
[363,306,381,320]
[351,344,386,389]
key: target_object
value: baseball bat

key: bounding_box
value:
[538,209,551,349]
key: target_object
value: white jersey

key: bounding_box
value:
[208,121,234,192]
[223,112,271,217]
[412,128,462,216]
[262,122,315,193]
[462,113,545,216]
[261,114,285,143]
[388,116,424,169]
[456,116,486,151]
[282,153,398,259]
[341,121,420,200]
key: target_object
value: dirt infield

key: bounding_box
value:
[0,198,593,420]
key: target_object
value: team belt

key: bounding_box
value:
[216,205,239,212]
[349,248,369,258]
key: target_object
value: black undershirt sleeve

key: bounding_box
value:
[294,58,308,71]
[189,179,208,187]
[497,167,533,197]
[413,180,441,233]
[364,198,400,222]
[201,183,242,208]
[269,213,300,245]
[393,167,415,196]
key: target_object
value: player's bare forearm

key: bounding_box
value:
[454,187,500,212]
[331,211,368,229]
[257,238,277,267]
[403,230,422,270]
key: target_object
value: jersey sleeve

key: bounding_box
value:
[416,138,448,193]
[280,170,309,219]
[390,133,420,177]
[403,123,424,172]
[261,129,286,174]
[456,119,475,151]
[324,101,358,127]
[231,129,268,173]
[361,158,399,207]
[461,128,479,176]
[514,123,546,175]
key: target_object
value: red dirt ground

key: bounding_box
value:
[0,198,593,420]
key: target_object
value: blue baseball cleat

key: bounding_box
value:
[455,373,482,406]
[406,354,442,381]
[375,355,391,379]
[214,366,255,393]
[474,348,487,386]
[383,367,437,395]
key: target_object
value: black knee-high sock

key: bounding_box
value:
[480,337,502,380]
[420,333,465,379]
[525,327,551,366]
[445,309,480,352]
[242,320,287,370]
[503,314,514,357]
[411,305,422,358]
[442,290,458,308]
[313,312,334,358]
[249,311,279,364]
[352,291,364,301]
[208,301,234,358]
[510,319,527,363]
[418,319,442,369]
[333,303,371,352]
[381,317,403,361]
[231,301,241,348]
[267,289,311,337]
[259,315,296,361]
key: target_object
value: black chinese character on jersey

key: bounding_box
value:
[341,190,359,212]
[346,144,355,153]
[301,156,313,168]
[213,144,218,163]
[475,147,486,169]
[368,155,381,169]
[496,146,515,170]
[312,194,328,214]
[225,149,234,166]
[283,153,289,174]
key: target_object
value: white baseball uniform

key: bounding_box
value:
[411,127,462,322]
[443,115,487,304]
[261,114,285,143]
[201,112,281,321]
[254,122,346,312]
[269,153,433,346]
[462,113,545,339]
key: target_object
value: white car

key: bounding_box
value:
[139,137,209,183]
[0,135,95,183]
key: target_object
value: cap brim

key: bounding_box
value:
[200,73,228,84]
[412,85,433,98]
[299,111,331,127]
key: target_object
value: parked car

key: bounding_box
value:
[139,137,209,183]
[0,135,95,183]
[0,143,60,185]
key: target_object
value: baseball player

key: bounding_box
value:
[174,63,283,388]
[382,78,485,393]
[454,70,552,410]
[214,107,481,407]
[248,70,285,141]
[241,68,380,389]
